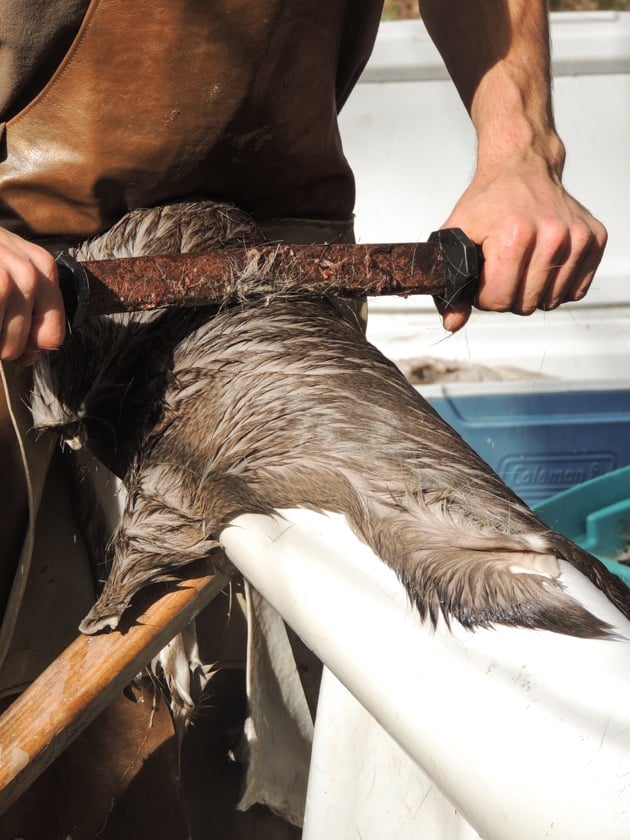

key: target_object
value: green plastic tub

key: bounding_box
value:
[534,466,630,588]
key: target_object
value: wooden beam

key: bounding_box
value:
[0,567,232,814]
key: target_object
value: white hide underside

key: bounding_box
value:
[220,508,630,840]
[237,583,314,827]
[305,667,482,840]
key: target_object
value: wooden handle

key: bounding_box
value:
[0,568,231,814]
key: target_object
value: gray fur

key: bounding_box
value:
[31,201,630,639]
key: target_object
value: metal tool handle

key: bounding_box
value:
[428,228,484,306]
[56,251,90,327]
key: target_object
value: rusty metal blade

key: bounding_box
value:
[56,230,482,321]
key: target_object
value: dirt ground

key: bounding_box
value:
[382,0,630,20]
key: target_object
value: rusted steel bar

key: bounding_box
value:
[84,242,447,311]
[57,230,482,321]
[0,566,232,815]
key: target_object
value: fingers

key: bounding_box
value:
[433,161,609,333]
[0,231,66,363]
[433,295,473,332]
[541,216,607,310]
[440,304,471,333]
[477,213,607,317]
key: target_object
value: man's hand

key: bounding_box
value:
[0,229,65,365]
[420,0,607,332]
[436,159,607,332]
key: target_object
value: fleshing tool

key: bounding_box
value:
[56,228,482,325]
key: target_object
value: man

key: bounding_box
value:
[0,1,606,359]
[0,0,609,835]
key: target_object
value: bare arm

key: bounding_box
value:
[0,229,65,364]
[419,0,607,330]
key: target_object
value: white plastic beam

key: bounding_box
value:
[221,508,630,839]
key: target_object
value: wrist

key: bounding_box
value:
[475,112,566,183]
[469,49,566,181]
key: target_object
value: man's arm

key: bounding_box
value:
[419,0,607,331]
[0,229,65,365]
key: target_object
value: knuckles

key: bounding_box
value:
[37,316,66,351]
[497,218,537,254]
[517,300,539,316]
[0,331,28,362]
[568,219,594,256]
[537,220,570,257]
[0,256,42,299]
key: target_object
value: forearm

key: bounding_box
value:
[419,0,565,178]
[419,1,606,331]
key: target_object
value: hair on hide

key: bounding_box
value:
[31,200,630,641]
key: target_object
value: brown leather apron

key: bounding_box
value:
[0,0,382,239]
[0,0,376,692]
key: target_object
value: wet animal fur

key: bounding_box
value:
[31,201,630,639]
